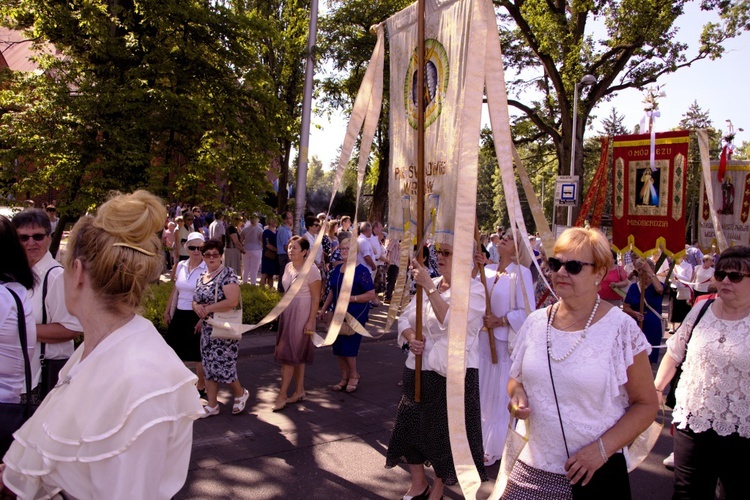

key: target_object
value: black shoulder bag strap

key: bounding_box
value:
[683,298,714,360]
[7,287,34,417]
[40,265,64,363]
[546,304,571,458]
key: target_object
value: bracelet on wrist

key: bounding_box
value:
[597,437,608,463]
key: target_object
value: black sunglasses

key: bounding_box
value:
[187,245,203,251]
[714,270,750,283]
[19,233,49,242]
[548,257,595,275]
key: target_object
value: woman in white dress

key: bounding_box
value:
[1,191,204,499]
[503,227,657,499]
[474,233,535,466]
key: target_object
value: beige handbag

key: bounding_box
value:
[627,406,664,472]
[208,272,245,341]
[490,419,529,499]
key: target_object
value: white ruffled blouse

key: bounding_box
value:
[667,302,750,438]
[2,315,204,499]
[510,307,651,474]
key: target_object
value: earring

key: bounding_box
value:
[595,281,600,286]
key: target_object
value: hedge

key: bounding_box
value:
[142,281,281,334]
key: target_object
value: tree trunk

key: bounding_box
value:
[368,126,389,223]
[277,139,291,212]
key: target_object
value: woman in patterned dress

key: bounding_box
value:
[654,245,750,499]
[504,228,657,499]
[272,236,321,411]
[193,238,249,417]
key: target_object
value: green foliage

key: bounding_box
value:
[141,281,281,334]
[0,0,283,217]
[495,0,750,200]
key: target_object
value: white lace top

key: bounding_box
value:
[667,302,750,438]
[510,307,651,474]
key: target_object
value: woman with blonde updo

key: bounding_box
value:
[1,191,204,500]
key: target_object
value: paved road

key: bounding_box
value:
[176,309,677,499]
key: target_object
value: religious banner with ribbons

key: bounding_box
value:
[698,160,750,249]
[611,130,690,256]
[575,137,609,228]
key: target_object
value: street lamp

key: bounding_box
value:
[567,74,597,227]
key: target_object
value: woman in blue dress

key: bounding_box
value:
[318,236,375,393]
[623,257,665,364]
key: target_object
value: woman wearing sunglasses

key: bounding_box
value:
[386,243,488,500]
[622,257,665,365]
[654,246,750,499]
[164,232,207,399]
[473,232,535,468]
[505,227,657,499]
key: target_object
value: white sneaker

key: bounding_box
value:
[663,452,674,470]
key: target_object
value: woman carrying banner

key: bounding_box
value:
[474,233,535,467]
[318,237,375,393]
[504,227,657,499]
[385,243,487,500]
[622,257,665,364]
[654,246,750,499]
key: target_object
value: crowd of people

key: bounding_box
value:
[1,194,746,499]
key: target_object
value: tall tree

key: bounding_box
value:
[0,0,281,235]
[496,0,749,222]
[319,0,411,222]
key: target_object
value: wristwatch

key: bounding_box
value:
[426,286,438,296]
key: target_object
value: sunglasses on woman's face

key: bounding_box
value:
[187,245,203,252]
[548,257,595,275]
[714,270,750,283]
[19,233,48,242]
[202,251,221,258]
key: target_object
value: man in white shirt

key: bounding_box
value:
[13,209,82,402]
[208,211,226,245]
[240,215,264,285]
[487,234,500,264]
[357,222,377,277]
[303,215,324,268]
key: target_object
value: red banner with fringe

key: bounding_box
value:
[575,137,609,228]
[611,131,690,256]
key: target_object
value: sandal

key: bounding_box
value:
[201,404,220,418]
[331,378,348,391]
[288,392,306,403]
[345,375,360,393]
[232,389,249,415]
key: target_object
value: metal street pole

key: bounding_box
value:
[294,0,319,235]
[567,74,596,227]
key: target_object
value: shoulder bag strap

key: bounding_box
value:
[6,287,33,413]
[683,298,714,359]
[40,265,64,361]
[546,304,571,459]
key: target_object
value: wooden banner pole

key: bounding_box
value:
[474,227,498,364]
[414,0,425,402]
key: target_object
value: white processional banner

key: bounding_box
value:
[387,0,485,248]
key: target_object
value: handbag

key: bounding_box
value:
[208,270,245,341]
[546,306,631,499]
[489,419,529,499]
[626,409,663,472]
[39,266,69,398]
[264,248,277,260]
[0,287,38,457]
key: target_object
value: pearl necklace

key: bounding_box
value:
[547,296,600,362]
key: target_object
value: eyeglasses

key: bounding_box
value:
[436,250,452,257]
[202,251,221,258]
[19,233,48,242]
[548,257,595,275]
[714,270,750,283]
[187,245,203,252]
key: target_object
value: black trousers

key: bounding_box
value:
[673,426,750,499]
[385,264,399,301]
[276,254,290,292]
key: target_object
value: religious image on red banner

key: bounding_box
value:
[611,130,690,256]
[699,160,750,249]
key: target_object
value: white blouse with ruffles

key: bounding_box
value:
[667,302,750,438]
[3,315,204,499]
[510,307,651,474]
[397,277,486,377]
